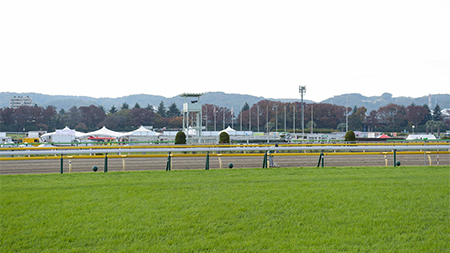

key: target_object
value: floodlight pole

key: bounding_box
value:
[299,86,306,140]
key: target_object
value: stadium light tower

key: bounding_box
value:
[299,86,306,139]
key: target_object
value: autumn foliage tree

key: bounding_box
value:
[377,103,406,129]
[1,101,447,134]
[348,106,367,131]
[405,104,429,127]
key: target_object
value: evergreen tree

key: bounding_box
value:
[219,131,230,144]
[109,105,117,114]
[345,130,356,141]
[146,104,154,111]
[175,131,186,144]
[157,101,166,117]
[167,102,181,117]
[348,106,366,131]
[66,106,81,128]
[121,102,129,110]
[134,102,141,109]
[242,102,250,112]
[433,104,442,121]
[423,104,432,122]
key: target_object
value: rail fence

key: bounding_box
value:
[1,143,449,173]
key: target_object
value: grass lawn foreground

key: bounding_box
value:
[1,166,449,252]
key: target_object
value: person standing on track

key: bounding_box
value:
[269,144,278,168]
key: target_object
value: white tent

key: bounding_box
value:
[80,126,124,138]
[59,126,85,138]
[41,126,85,141]
[406,134,437,140]
[220,126,237,136]
[119,126,161,137]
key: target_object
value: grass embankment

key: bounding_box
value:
[1,166,449,252]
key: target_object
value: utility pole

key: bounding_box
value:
[293,103,295,135]
[275,105,278,133]
[240,110,242,131]
[231,108,233,129]
[266,105,269,134]
[299,86,306,140]
[346,96,348,133]
[284,106,286,132]
[257,105,260,132]
[249,107,251,132]
[223,109,225,129]
[311,105,313,134]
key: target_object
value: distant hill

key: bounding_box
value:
[0,92,303,112]
[1,92,448,112]
[323,93,450,112]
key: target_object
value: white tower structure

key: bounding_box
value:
[428,94,432,109]
[181,93,203,143]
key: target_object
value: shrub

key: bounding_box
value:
[345,130,356,141]
[219,132,230,144]
[175,131,186,144]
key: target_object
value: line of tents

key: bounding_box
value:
[41,126,161,143]
[38,125,440,144]
[40,126,245,144]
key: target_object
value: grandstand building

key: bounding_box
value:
[10,96,33,109]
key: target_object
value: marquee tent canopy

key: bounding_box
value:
[220,126,238,136]
[406,134,437,140]
[41,126,85,138]
[119,126,161,137]
[220,126,236,133]
[79,126,124,138]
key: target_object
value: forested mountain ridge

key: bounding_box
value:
[1,92,303,111]
[1,91,449,112]
[322,93,450,112]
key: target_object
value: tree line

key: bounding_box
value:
[1,100,448,134]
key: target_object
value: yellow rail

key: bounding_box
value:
[2,150,448,161]
[2,141,449,151]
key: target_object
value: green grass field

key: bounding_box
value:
[1,166,449,252]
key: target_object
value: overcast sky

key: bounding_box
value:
[1,1,449,102]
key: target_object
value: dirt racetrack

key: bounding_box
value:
[1,153,448,175]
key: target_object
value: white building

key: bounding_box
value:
[10,96,33,108]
